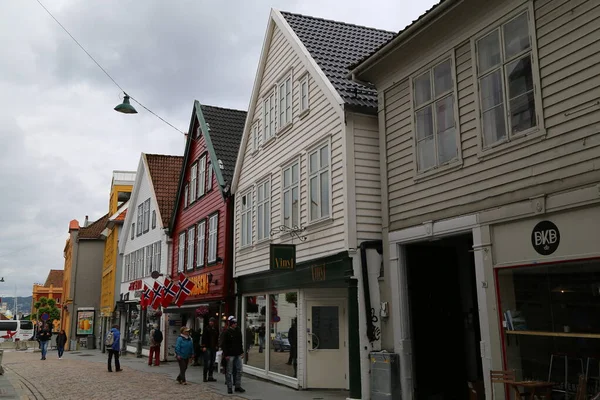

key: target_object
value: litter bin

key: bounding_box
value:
[370,352,401,400]
[87,335,96,350]
[70,339,78,351]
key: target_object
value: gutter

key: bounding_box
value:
[348,0,460,78]
[359,240,383,342]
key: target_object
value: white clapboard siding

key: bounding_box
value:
[381,0,600,231]
[235,25,345,277]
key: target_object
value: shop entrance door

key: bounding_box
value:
[306,300,346,389]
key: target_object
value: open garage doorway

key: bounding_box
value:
[405,234,483,399]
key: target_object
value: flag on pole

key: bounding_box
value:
[161,278,180,308]
[151,281,163,310]
[140,285,151,310]
[175,272,195,307]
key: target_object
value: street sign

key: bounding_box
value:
[41,312,49,321]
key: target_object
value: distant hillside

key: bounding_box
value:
[0,297,34,314]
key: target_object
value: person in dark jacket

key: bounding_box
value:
[221,317,245,394]
[38,323,52,360]
[175,326,194,385]
[201,317,219,382]
[56,329,67,359]
[287,319,298,377]
[107,325,122,372]
[191,328,202,366]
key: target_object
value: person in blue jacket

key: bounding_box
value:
[175,326,195,384]
[106,324,122,372]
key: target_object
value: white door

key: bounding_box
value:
[306,300,346,388]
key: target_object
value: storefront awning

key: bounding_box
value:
[163,303,211,314]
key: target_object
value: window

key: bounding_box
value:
[137,248,144,278]
[257,180,271,241]
[152,210,156,229]
[208,214,219,263]
[207,161,213,191]
[300,76,309,113]
[123,254,130,282]
[308,142,331,221]
[137,204,143,236]
[178,232,185,272]
[190,163,197,201]
[278,76,292,127]
[263,93,276,141]
[413,58,458,171]
[282,162,299,228]
[145,245,152,276]
[129,253,135,280]
[152,241,161,272]
[184,184,189,208]
[187,226,195,271]
[198,155,206,197]
[197,220,206,267]
[240,192,252,247]
[131,224,135,240]
[143,199,150,233]
[252,122,261,152]
[476,11,537,148]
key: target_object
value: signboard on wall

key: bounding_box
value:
[76,310,95,336]
[270,244,296,270]
[531,220,560,255]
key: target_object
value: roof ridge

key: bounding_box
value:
[199,103,247,114]
[280,10,395,35]
[80,213,109,230]
[145,153,182,158]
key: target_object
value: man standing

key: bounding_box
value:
[202,317,219,382]
[38,323,51,360]
[106,324,122,372]
[148,324,162,366]
[221,317,245,394]
[257,323,266,353]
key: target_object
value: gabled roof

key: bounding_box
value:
[78,213,109,239]
[280,11,395,111]
[145,154,184,228]
[43,270,63,288]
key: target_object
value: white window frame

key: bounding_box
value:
[187,226,195,271]
[263,91,277,142]
[472,6,544,153]
[143,199,150,233]
[278,75,292,129]
[410,55,460,174]
[300,76,309,114]
[178,232,185,273]
[240,191,253,248]
[307,140,332,222]
[190,162,197,201]
[207,161,213,191]
[184,184,189,208]
[145,245,152,276]
[128,253,135,281]
[198,155,206,198]
[137,248,144,278]
[252,122,261,152]
[197,220,206,268]
[256,179,271,242]
[282,160,300,228]
[152,241,161,273]
[123,254,130,282]
[208,213,219,263]
[136,204,143,236]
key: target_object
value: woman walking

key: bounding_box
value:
[56,329,67,359]
[175,326,194,385]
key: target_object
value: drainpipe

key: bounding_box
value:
[359,240,383,342]
[347,278,361,399]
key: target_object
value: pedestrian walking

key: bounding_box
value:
[221,316,245,394]
[56,329,67,359]
[257,323,266,353]
[202,317,219,382]
[175,326,194,385]
[105,324,122,372]
[148,324,163,366]
[38,323,51,360]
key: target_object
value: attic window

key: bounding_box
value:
[218,160,224,170]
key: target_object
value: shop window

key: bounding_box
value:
[126,305,140,345]
[244,295,267,371]
[498,260,600,394]
[269,292,298,378]
[143,308,161,347]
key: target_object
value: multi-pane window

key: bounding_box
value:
[263,93,276,141]
[152,211,156,229]
[308,143,331,221]
[184,184,189,208]
[208,214,218,263]
[137,248,144,278]
[207,161,213,191]
[282,162,299,228]
[123,254,130,282]
[152,241,161,272]
[143,199,150,232]
[197,220,206,267]
[476,11,536,147]
[178,232,185,272]
[240,192,252,247]
[257,181,270,241]
[198,156,206,197]
[413,58,458,171]
[187,226,195,271]
[136,204,143,236]
[145,245,152,276]
[129,253,135,280]
[300,77,309,113]
[190,163,197,201]
[278,76,292,127]
[131,224,135,240]
[252,123,261,152]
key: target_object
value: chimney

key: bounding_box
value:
[84,215,89,227]
[184,132,189,143]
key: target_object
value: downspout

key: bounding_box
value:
[359,240,383,342]
[224,191,235,316]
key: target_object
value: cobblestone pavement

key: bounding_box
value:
[2,351,244,400]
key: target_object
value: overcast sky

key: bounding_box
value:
[0,0,437,297]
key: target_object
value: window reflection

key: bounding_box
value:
[244,295,266,370]
[269,292,298,378]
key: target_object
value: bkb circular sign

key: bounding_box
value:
[531,220,560,256]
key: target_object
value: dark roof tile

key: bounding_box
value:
[145,154,184,227]
[43,269,64,288]
[78,213,109,239]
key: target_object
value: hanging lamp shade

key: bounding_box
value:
[114,94,137,114]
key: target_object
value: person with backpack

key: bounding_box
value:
[148,324,162,366]
[37,323,52,360]
[105,324,122,372]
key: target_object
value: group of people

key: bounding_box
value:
[36,323,68,361]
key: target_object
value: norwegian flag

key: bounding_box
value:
[151,281,163,310]
[140,285,151,310]
[161,278,180,308]
[175,272,195,307]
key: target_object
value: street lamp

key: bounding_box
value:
[0,277,4,282]
[114,93,138,114]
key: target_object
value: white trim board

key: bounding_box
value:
[388,214,479,244]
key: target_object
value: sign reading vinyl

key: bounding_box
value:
[531,220,560,255]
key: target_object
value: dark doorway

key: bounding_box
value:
[406,234,483,400]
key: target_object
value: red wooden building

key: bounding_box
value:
[167,101,246,332]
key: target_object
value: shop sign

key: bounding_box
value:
[531,220,560,255]
[311,264,326,282]
[189,274,209,296]
[128,280,142,291]
[270,244,296,270]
